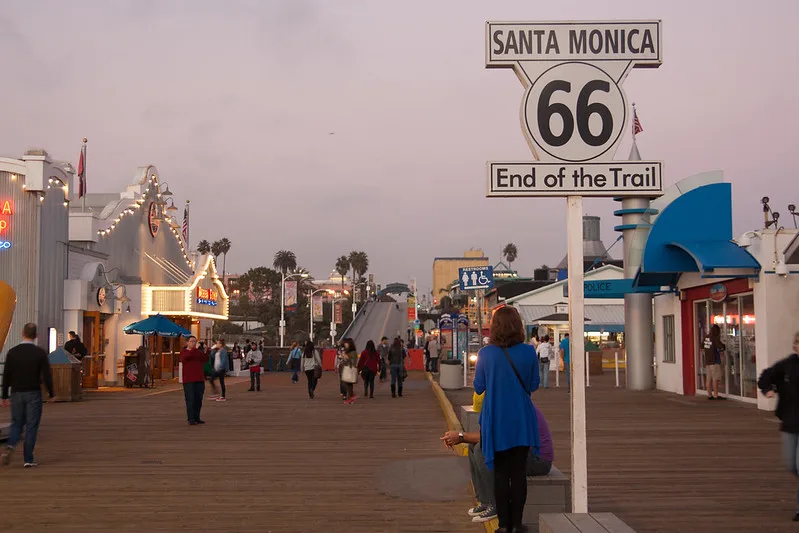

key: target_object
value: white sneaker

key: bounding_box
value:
[472,506,497,523]
[215,397,227,402]
[23,462,38,468]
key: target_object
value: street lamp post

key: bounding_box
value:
[308,288,335,343]
[330,295,348,347]
[280,272,308,348]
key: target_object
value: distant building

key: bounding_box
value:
[556,216,623,278]
[432,249,489,305]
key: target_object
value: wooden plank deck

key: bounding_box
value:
[0,373,479,533]
[443,371,796,533]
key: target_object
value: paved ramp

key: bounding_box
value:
[347,301,408,350]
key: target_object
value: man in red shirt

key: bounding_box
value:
[180,336,208,425]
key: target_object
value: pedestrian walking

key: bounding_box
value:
[1,323,54,468]
[246,341,263,391]
[536,335,552,389]
[559,333,570,393]
[208,338,228,402]
[339,338,359,404]
[302,340,323,399]
[179,336,208,426]
[358,340,381,399]
[378,336,390,382]
[388,337,407,398]
[474,306,541,533]
[288,341,302,384]
[758,331,799,522]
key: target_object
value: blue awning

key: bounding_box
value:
[667,240,760,272]
[636,182,760,286]
[585,324,625,333]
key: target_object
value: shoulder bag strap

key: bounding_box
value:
[501,347,530,395]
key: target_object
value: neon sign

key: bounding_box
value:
[196,287,218,306]
[0,200,12,251]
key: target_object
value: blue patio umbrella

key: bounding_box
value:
[123,314,192,338]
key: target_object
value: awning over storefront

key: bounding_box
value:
[518,304,624,331]
[636,182,760,287]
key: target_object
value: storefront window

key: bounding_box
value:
[694,292,756,399]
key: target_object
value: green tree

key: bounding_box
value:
[197,240,211,255]
[348,251,369,301]
[503,242,518,271]
[335,256,350,294]
[211,240,223,259]
[273,250,297,274]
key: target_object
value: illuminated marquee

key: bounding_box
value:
[0,200,12,250]
[196,287,218,307]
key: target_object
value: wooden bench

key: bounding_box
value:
[540,513,636,533]
[524,465,571,527]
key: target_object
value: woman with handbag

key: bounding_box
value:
[339,338,359,404]
[301,340,323,399]
[473,306,540,533]
[358,340,381,399]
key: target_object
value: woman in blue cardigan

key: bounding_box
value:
[474,306,540,533]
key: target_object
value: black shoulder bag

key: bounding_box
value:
[501,347,530,395]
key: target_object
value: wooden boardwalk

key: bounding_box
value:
[445,372,797,533]
[0,373,478,533]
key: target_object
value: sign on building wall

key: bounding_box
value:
[197,286,219,307]
[0,200,12,250]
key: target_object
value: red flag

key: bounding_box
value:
[77,145,86,198]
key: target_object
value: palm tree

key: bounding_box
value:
[211,240,223,259]
[348,251,369,301]
[335,256,350,294]
[197,239,211,255]
[218,237,231,285]
[503,243,518,271]
[273,250,297,274]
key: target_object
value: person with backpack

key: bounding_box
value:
[208,338,228,402]
[388,337,407,398]
[358,340,381,399]
[301,340,323,399]
[288,341,302,384]
[758,331,799,522]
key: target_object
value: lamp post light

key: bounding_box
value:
[280,272,308,347]
[309,288,335,343]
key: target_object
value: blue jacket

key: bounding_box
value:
[474,342,540,470]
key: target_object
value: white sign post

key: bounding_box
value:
[485,19,663,514]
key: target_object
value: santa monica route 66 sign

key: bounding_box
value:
[486,20,664,197]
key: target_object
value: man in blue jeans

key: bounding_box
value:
[1,323,54,468]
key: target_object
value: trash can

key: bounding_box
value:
[439,358,463,390]
[48,348,82,401]
[124,347,150,388]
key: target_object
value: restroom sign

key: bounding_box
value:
[485,20,662,168]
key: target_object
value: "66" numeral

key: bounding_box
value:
[538,79,613,148]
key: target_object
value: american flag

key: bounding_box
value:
[77,143,86,198]
[632,108,643,136]
[181,201,189,245]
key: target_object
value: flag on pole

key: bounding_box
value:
[182,200,190,245]
[77,142,87,198]
[632,106,643,136]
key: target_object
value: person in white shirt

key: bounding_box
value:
[246,342,263,391]
[536,335,553,389]
[428,335,441,372]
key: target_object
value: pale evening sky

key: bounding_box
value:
[1,0,797,297]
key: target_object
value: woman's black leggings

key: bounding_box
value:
[304,370,318,395]
[362,368,375,397]
[493,446,530,529]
